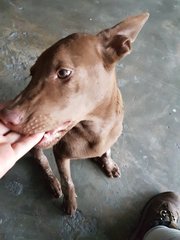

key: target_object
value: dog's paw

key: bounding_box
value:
[104,161,121,178]
[63,196,77,215]
[92,154,121,178]
[63,188,77,215]
[49,177,62,198]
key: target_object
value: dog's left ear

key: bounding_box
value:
[97,12,149,64]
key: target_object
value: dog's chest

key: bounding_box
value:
[56,118,123,159]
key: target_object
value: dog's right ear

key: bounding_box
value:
[97,12,149,64]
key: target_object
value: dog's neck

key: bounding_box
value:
[86,71,123,122]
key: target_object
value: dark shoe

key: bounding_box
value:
[130,192,180,240]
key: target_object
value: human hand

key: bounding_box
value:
[0,120,44,179]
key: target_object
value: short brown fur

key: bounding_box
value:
[0,13,149,214]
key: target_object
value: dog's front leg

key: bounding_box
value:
[56,158,77,215]
[92,149,121,178]
[32,148,62,198]
[53,148,77,215]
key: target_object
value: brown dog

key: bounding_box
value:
[0,13,149,214]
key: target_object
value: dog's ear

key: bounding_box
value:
[97,12,149,64]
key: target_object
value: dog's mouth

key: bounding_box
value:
[35,121,73,148]
[0,104,74,148]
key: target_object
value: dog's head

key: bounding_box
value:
[0,13,149,148]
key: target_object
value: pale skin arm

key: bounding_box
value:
[0,121,44,179]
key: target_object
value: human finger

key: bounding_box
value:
[0,121,10,135]
[12,132,44,160]
[0,143,16,178]
[3,131,21,144]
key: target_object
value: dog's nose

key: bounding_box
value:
[0,108,24,126]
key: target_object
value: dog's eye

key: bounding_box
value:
[57,69,72,79]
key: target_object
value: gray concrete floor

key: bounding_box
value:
[0,0,180,239]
